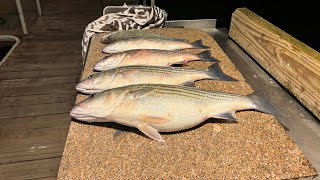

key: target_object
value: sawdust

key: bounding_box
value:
[58,28,317,179]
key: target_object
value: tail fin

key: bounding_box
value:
[206,63,237,81]
[197,50,220,62]
[191,40,210,49]
[248,91,287,120]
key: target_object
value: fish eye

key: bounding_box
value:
[89,75,93,78]
[90,94,95,97]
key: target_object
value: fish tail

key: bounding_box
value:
[191,40,210,49]
[206,63,237,81]
[197,50,220,62]
[248,91,287,121]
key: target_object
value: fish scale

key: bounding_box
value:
[133,84,246,100]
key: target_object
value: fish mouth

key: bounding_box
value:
[103,47,117,54]
[70,107,98,122]
[70,113,97,122]
[93,64,109,71]
[76,88,102,94]
[76,84,102,94]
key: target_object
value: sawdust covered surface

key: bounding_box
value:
[58,28,317,179]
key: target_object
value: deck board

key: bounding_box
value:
[0,68,81,80]
[0,102,74,119]
[0,158,62,180]
[0,93,76,107]
[0,0,101,179]
[2,83,77,96]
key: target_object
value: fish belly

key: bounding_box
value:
[108,92,208,132]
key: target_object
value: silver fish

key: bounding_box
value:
[94,49,218,71]
[70,84,283,142]
[102,39,208,53]
[101,30,186,44]
[76,64,236,94]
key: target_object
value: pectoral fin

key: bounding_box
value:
[213,111,237,121]
[113,130,128,142]
[180,81,196,87]
[135,121,165,142]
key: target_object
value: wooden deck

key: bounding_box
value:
[0,0,101,179]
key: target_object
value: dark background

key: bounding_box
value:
[153,1,319,52]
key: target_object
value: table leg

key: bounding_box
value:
[35,0,42,16]
[15,0,28,34]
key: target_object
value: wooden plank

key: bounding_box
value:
[0,0,102,178]
[0,75,79,87]
[0,127,68,150]
[0,61,82,71]
[1,83,77,96]
[0,113,71,132]
[0,93,76,107]
[229,8,320,119]
[13,42,81,52]
[5,54,82,64]
[0,157,61,179]
[0,102,74,119]
[22,32,83,42]
[7,50,80,58]
[17,41,80,48]
[0,127,68,164]
[0,68,80,80]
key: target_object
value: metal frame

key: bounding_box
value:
[15,0,42,34]
[0,35,20,67]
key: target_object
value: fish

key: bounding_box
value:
[76,63,236,94]
[70,84,284,142]
[101,29,186,44]
[102,38,209,53]
[94,49,218,71]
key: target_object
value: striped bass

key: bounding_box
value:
[94,49,218,71]
[76,63,236,94]
[70,84,283,142]
[101,30,186,44]
[102,39,208,54]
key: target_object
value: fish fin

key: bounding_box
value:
[180,81,196,87]
[135,122,165,142]
[206,63,237,81]
[113,130,128,142]
[197,50,220,62]
[139,115,170,124]
[213,111,237,121]
[191,40,210,49]
[247,91,287,120]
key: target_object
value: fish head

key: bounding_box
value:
[76,72,114,94]
[70,90,122,122]
[101,34,113,44]
[102,43,120,54]
[94,54,125,71]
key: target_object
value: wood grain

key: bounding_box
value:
[229,8,320,119]
[0,68,80,80]
[0,93,76,107]
[0,158,61,180]
[0,0,101,179]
